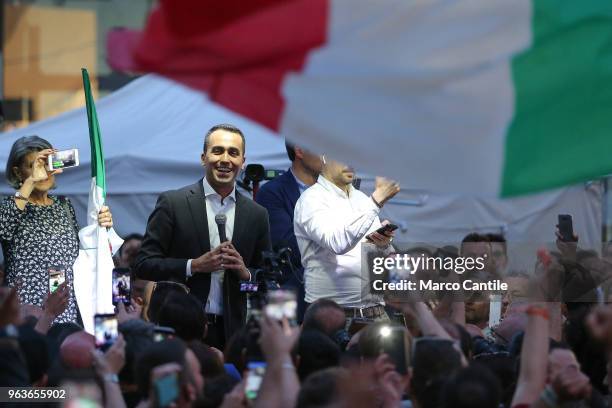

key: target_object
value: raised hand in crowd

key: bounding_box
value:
[220,380,247,408]
[116,301,143,324]
[371,177,400,207]
[551,365,592,403]
[374,354,405,408]
[34,281,69,333]
[254,316,300,408]
[92,334,127,408]
[555,226,579,261]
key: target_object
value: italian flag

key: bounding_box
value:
[73,69,122,333]
[108,0,612,197]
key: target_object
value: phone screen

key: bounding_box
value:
[112,268,131,305]
[245,362,266,401]
[48,149,79,170]
[94,314,118,350]
[264,290,297,325]
[558,214,575,242]
[155,373,179,408]
[380,326,409,375]
[48,267,66,293]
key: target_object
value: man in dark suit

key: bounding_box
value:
[255,142,322,322]
[135,124,271,349]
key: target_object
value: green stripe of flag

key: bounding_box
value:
[82,68,107,197]
[502,0,612,197]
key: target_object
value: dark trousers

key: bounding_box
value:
[204,315,226,351]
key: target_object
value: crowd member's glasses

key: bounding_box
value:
[152,281,190,295]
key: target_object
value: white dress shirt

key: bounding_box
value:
[186,177,236,315]
[294,175,384,307]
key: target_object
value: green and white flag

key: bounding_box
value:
[74,69,123,334]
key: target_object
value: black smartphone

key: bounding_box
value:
[112,268,131,305]
[558,214,575,242]
[379,326,409,375]
[376,224,398,235]
[367,224,399,242]
[154,372,179,408]
[94,314,118,351]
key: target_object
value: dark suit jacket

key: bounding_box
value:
[135,179,271,338]
[255,170,303,286]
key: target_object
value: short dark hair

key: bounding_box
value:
[294,330,341,381]
[303,299,346,336]
[486,233,507,254]
[187,340,225,379]
[203,123,245,153]
[157,292,207,342]
[200,374,240,408]
[285,141,296,161]
[147,281,189,323]
[6,135,52,189]
[411,338,463,408]
[296,367,349,408]
[135,338,187,397]
[442,366,502,408]
[461,233,490,244]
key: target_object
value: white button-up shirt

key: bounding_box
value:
[186,177,236,315]
[294,175,384,307]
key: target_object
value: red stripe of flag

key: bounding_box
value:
[107,0,328,130]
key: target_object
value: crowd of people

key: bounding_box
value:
[1,124,612,407]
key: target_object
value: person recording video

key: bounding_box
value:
[135,124,271,349]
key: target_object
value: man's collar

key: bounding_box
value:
[317,175,353,198]
[290,168,309,190]
[202,176,236,201]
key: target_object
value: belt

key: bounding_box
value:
[343,305,386,319]
[206,314,223,325]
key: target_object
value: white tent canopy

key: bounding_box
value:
[0,75,602,271]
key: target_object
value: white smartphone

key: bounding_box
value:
[48,149,79,170]
[48,266,66,293]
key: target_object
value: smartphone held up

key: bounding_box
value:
[47,149,79,171]
[112,268,131,305]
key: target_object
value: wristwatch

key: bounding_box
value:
[14,191,27,200]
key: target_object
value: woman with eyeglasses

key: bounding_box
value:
[0,136,114,324]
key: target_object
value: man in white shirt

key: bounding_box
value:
[294,157,400,322]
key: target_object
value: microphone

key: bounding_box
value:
[215,213,228,243]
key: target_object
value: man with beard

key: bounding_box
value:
[135,124,271,349]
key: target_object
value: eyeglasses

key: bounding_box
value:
[152,280,190,295]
